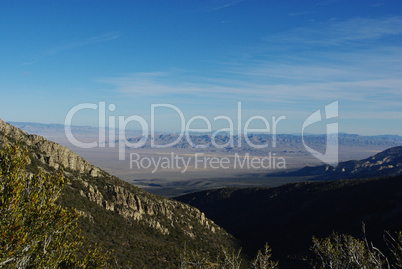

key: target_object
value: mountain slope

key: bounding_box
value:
[270,146,402,180]
[175,176,402,268]
[0,119,237,268]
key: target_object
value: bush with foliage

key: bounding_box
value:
[180,243,278,269]
[310,226,402,269]
[180,229,402,269]
[310,232,387,268]
[0,144,109,268]
[385,231,402,267]
[251,243,279,269]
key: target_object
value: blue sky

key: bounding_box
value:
[1,0,401,135]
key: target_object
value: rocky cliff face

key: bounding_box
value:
[0,119,234,267]
[77,176,216,235]
[0,119,100,176]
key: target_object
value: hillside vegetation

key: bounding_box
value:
[0,119,237,268]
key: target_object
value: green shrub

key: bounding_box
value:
[179,243,278,269]
[0,144,110,268]
[310,231,387,269]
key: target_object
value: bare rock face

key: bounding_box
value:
[0,119,100,176]
[78,178,219,235]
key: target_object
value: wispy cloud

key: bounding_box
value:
[212,0,243,10]
[272,16,402,47]
[288,11,315,17]
[200,0,244,12]
[18,32,119,66]
[18,61,37,66]
[48,31,119,55]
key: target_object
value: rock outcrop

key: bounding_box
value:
[0,119,100,176]
[0,118,225,239]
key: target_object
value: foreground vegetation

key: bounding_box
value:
[181,228,402,269]
[0,144,110,268]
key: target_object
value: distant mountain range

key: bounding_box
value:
[8,121,103,133]
[9,121,402,162]
[9,121,402,151]
[271,146,402,180]
[116,132,402,156]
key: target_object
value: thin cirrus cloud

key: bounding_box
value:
[210,0,244,11]
[18,32,120,66]
[18,61,37,66]
[48,31,120,55]
[272,16,402,47]
[199,0,244,12]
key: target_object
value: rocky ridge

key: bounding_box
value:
[270,145,402,180]
[0,118,217,235]
[0,119,234,267]
[0,119,100,176]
